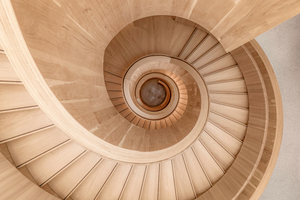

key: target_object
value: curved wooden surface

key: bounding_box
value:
[237,40,283,200]
[0,4,214,162]
[0,0,284,199]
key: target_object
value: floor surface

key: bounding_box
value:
[256,14,300,200]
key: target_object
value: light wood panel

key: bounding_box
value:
[183,148,211,194]
[186,35,218,63]
[200,131,235,170]
[0,108,53,142]
[0,84,37,111]
[203,66,243,82]
[48,152,101,199]
[0,153,58,200]
[198,54,236,74]
[210,102,249,124]
[0,0,285,199]
[120,165,146,200]
[26,141,86,185]
[7,126,69,167]
[205,122,242,156]
[210,93,248,108]
[96,163,132,200]
[140,164,159,200]
[172,155,196,200]
[207,79,247,93]
[71,159,117,200]
[193,44,227,68]
[192,140,224,183]
[159,160,176,200]
[0,53,20,81]
[179,29,207,59]
[217,0,300,51]
[208,112,247,140]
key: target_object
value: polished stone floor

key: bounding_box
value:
[256,14,300,200]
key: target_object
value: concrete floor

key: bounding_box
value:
[256,14,300,200]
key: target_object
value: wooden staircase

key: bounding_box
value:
[0,17,251,200]
[0,3,283,200]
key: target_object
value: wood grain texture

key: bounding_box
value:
[195,41,282,200]
[0,153,58,200]
[0,53,20,81]
[26,141,86,185]
[71,159,117,200]
[0,0,285,199]
[7,126,69,167]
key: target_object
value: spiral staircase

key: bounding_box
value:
[0,0,290,199]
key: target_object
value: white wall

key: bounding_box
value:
[256,14,300,200]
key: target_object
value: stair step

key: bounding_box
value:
[207,79,247,93]
[159,160,176,200]
[140,164,159,200]
[192,140,224,183]
[168,22,195,57]
[26,141,86,186]
[198,54,236,74]
[200,131,235,170]
[6,127,69,168]
[179,29,207,60]
[71,159,117,200]
[183,148,211,193]
[172,155,196,199]
[0,53,20,81]
[119,165,146,200]
[48,152,101,199]
[177,27,197,58]
[96,163,132,200]
[193,44,227,69]
[210,102,249,124]
[104,72,122,85]
[0,154,57,200]
[186,35,218,64]
[0,108,53,143]
[0,105,39,114]
[205,121,243,155]
[210,93,249,108]
[203,65,243,82]
[0,84,37,111]
[208,113,246,141]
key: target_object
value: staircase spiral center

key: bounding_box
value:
[140,78,169,109]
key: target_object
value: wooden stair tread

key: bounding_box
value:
[26,141,86,185]
[71,159,117,200]
[186,35,218,64]
[159,160,176,200]
[0,53,20,82]
[192,140,224,183]
[48,152,101,199]
[7,127,69,167]
[210,102,249,124]
[205,121,243,155]
[96,163,132,200]
[183,148,211,193]
[200,131,235,170]
[0,108,53,142]
[172,155,196,200]
[119,165,146,200]
[0,84,37,111]
[140,164,159,200]
[179,29,207,60]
